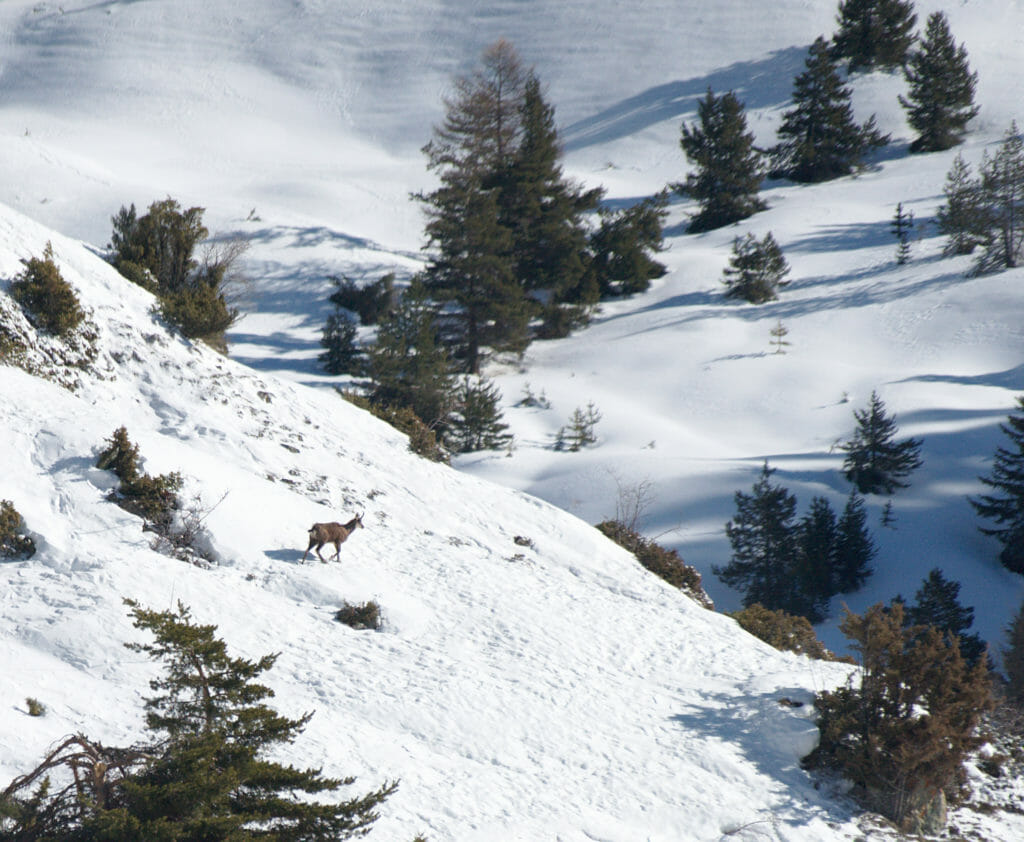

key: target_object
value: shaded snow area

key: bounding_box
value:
[2,0,1024,839]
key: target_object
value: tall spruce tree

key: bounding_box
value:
[832,491,876,593]
[970,395,1024,574]
[793,496,841,623]
[714,462,800,611]
[831,0,917,72]
[973,122,1024,275]
[501,73,603,308]
[899,12,979,153]
[936,153,988,256]
[841,390,923,494]
[773,37,889,183]
[677,89,766,232]
[0,602,397,840]
[417,40,532,373]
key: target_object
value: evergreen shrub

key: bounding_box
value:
[596,520,713,609]
[0,500,35,560]
[342,392,448,463]
[335,600,384,631]
[10,243,84,338]
[327,274,395,325]
[729,603,843,661]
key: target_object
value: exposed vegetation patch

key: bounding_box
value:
[0,500,36,561]
[335,600,384,631]
[729,603,847,661]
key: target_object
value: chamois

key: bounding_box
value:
[302,513,364,563]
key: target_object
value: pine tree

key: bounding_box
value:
[899,12,979,153]
[769,320,791,354]
[936,154,987,256]
[773,37,889,183]
[841,390,923,494]
[367,279,454,433]
[899,569,987,666]
[677,89,766,232]
[970,396,1024,574]
[714,462,800,611]
[1003,600,1024,705]
[973,122,1024,275]
[806,602,992,833]
[588,193,669,297]
[792,496,840,623]
[417,40,532,373]
[831,0,917,72]
[891,202,914,264]
[501,73,603,309]
[319,311,364,376]
[447,376,513,453]
[0,602,397,840]
[833,491,876,592]
[722,232,790,304]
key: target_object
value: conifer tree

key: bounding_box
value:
[806,602,992,833]
[417,40,532,373]
[1003,600,1024,705]
[841,390,923,494]
[831,0,917,72]
[832,491,876,593]
[973,122,1024,275]
[677,89,766,232]
[368,279,454,433]
[319,311,364,376]
[721,232,790,303]
[898,569,987,666]
[773,37,889,183]
[936,153,987,256]
[0,602,397,839]
[714,462,800,611]
[899,12,979,153]
[501,73,603,309]
[447,376,513,453]
[891,202,914,265]
[970,395,1024,574]
[792,496,840,623]
[588,193,669,297]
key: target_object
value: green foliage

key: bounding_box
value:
[899,12,979,153]
[25,698,45,718]
[831,0,916,72]
[721,232,790,304]
[326,273,395,326]
[555,402,601,451]
[335,600,384,631]
[0,500,35,561]
[937,154,987,256]
[730,604,839,660]
[973,122,1024,275]
[841,390,923,494]
[342,391,449,463]
[319,311,365,376]
[367,279,454,435]
[677,88,766,232]
[109,199,244,352]
[588,193,668,297]
[773,37,889,183]
[804,603,992,833]
[596,520,713,609]
[10,243,85,338]
[0,602,398,839]
[96,427,182,530]
[832,491,876,593]
[1003,600,1024,706]
[447,376,513,454]
[895,568,988,667]
[891,202,914,265]
[970,395,1024,574]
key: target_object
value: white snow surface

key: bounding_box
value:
[2,0,1024,839]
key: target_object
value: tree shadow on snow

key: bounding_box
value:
[562,47,809,151]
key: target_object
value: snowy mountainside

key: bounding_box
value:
[1,204,864,840]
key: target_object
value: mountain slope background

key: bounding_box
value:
[2,0,1024,838]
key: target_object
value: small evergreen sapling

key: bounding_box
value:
[448,376,513,453]
[722,232,790,304]
[769,320,791,354]
[937,153,987,257]
[891,202,914,265]
[555,402,602,451]
[10,243,85,339]
[973,122,1024,275]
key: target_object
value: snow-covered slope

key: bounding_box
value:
[2,0,1024,837]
